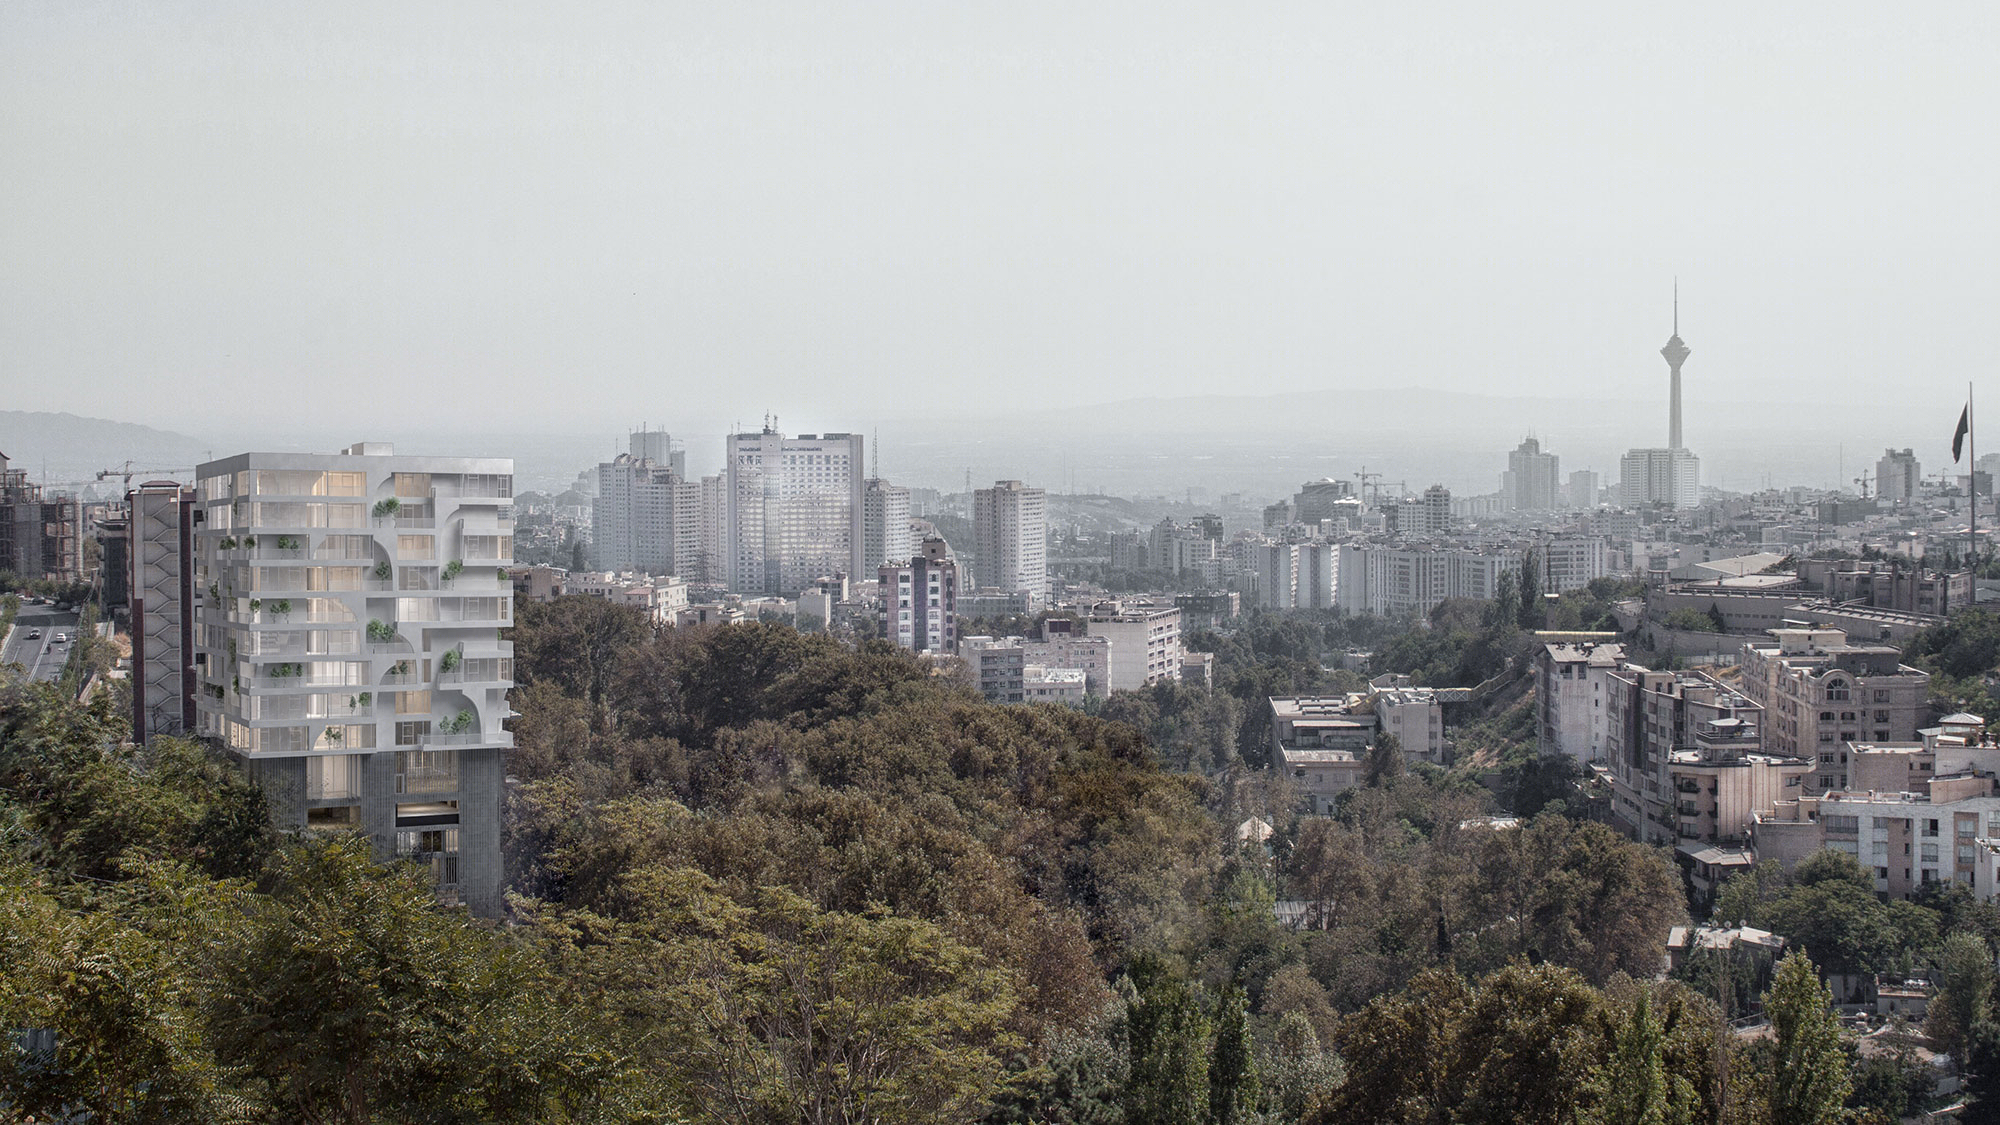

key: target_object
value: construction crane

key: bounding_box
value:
[1852,476,1871,500]
[1355,468,1383,506]
[97,462,193,488]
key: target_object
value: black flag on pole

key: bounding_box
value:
[1954,404,1972,463]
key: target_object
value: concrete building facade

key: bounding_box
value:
[861,478,913,575]
[881,537,958,654]
[128,482,198,743]
[191,443,515,915]
[973,480,1048,604]
[1086,600,1182,693]
[1507,437,1561,511]
[725,430,865,596]
[1738,628,1932,793]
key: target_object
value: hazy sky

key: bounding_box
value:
[5,2,1998,444]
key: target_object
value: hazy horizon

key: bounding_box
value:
[7,1,1999,448]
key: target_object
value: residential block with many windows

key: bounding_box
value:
[191,443,514,915]
[1738,627,1931,793]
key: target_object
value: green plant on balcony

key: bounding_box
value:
[219,536,237,550]
[496,567,509,583]
[276,535,299,550]
[209,582,220,602]
[439,649,461,674]
[353,692,372,708]
[322,726,343,743]
[366,619,396,644]
[373,560,392,581]
[231,675,240,694]
[271,599,292,618]
[227,638,238,661]
[248,598,262,614]
[372,497,401,520]
[446,710,476,735]
[243,535,257,549]
[441,559,463,583]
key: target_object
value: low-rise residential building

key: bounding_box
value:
[1738,628,1932,793]
[1023,665,1087,704]
[962,635,1026,704]
[1755,778,2000,900]
[675,602,747,627]
[510,564,568,602]
[1372,686,1448,764]
[1268,696,1376,814]
[564,571,690,623]
[1540,536,1610,594]
[1174,590,1241,630]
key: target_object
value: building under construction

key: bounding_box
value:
[0,452,81,583]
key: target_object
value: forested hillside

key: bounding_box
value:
[1,598,1991,1122]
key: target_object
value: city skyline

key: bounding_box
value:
[7,3,1999,439]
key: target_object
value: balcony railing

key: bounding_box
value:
[424,731,514,747]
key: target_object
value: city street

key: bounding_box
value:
[3,602,82,684]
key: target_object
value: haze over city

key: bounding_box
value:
[6,1,1999,489]
[12,5,2000,1121]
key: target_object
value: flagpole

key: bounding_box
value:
[1972,381,1978,575]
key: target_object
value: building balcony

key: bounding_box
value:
[424,730,514,748]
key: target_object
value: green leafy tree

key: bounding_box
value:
[1365,730,1406,787]
[1929,930,1995,1064]
[1122,955,1211,1125]
[1588,990,1692,1125]
[1208,985,1259,1125]
[1963,1020,2000,1125]
[1762,950,1850,1125]
[1517,552,1542,631]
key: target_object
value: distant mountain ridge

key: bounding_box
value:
[0,411,213,488]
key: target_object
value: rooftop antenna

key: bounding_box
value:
[1673,276,1679,336]
[872,428,880,479]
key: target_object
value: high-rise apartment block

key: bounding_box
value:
[1566,470,1601,510]
[1877,449,1921,505]
[1619,447,1701,509]
[1505,437,1561,511]
[0,452,81,582]
[190,443,515,915]
[593,431,700,578]
[973,480,1047,604]
[128,481,198,743]
[1256,541,1337,610]
[881,536,958,653]
[725,430,864,596]
[861,478,912,574]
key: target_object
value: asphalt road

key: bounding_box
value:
[3,603,83,684]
